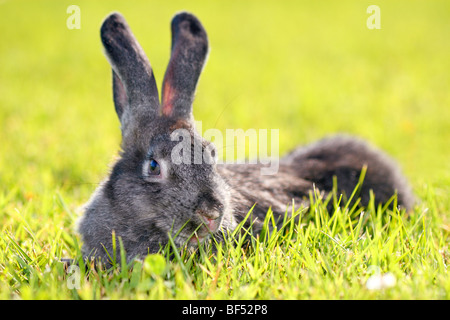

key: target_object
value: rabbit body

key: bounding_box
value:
[78,12,413,263]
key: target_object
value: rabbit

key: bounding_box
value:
[78,11,414,263]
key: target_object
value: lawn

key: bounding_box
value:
[0,0,449,300]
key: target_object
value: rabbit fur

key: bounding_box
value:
[78,11,414,263]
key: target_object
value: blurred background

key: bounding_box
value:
[0,0,448,208]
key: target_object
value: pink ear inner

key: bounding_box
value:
[161,80,175,116]
[161,43,183,117]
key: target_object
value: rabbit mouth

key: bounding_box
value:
[188,229,209,244]
[189,233,207,244]
[188,216,222,244]
[200,216,220,232]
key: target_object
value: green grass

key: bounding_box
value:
[0,0,449,299]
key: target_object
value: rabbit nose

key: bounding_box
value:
[196,209,220,221]
[195,209,220,231]
[195,191,224,217]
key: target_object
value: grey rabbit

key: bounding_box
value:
[78,11,414,263]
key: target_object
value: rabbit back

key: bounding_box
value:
[218,134,413,232]
[282,135,414,210]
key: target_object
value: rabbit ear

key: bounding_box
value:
[101,13,160,122]
[112,70,127,120]
[161,12,209,119]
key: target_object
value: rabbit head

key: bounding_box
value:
[79,12,235,261]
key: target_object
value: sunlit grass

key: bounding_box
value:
[1,187,449,299]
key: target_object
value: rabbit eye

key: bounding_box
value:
[147,159,161,176]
